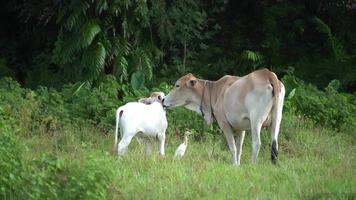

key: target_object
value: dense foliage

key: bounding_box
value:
[1,73,355,139]
[283,72,356,134]
[1,0,355,90]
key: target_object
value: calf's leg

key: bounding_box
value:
[157,133,166,156]
[117,134,134,156]
[144,138,153,155]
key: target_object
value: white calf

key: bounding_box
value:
[114,101,167,156]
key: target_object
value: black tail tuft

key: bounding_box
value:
[271,140,278,164]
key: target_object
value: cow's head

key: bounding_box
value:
[163,73,202,111]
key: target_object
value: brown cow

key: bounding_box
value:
[162,69,285,165]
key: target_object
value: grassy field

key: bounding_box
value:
[16,112,355,200]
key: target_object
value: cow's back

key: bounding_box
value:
[223,69,275,130]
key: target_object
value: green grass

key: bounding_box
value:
[17,113,355,200]
[1,73,355,199]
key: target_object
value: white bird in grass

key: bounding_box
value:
[174,131,191,159]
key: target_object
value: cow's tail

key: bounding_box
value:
[269,72,285,164]
[114,108,124,152]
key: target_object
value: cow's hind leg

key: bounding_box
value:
[235,130,245,166]
[250,119,263,164]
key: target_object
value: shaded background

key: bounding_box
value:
[1,0,355,91]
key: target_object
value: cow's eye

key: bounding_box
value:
[175,85,180,88]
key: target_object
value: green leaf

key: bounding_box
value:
[130,71,145,90]
[326,79,341,92]
[80,20,101,49]
[241,50,263,63]
[81,42,106,80]
[113,56,128,82]
[288,88,296,99]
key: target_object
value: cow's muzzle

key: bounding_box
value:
[162,98,168,109]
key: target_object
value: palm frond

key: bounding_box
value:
[96,0,108,14]
[81,42,106,80]
[241,50,263,63]
[65,0,90,30]
[80,20,101,49]
[113,56,128,82]
[314,17,347,61]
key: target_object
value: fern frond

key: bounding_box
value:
[241,50,263,63]
[314,17,331,36]
[96,0,108,14]
[113,56,128,82]
[54,0,167,83]
[81,42,106,80]
[80,20,101,49]
[53,33,79,64]
[314,17,347,61]
[142,53,153,80]
[65,0,90,30]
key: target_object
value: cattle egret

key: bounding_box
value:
[174,131,191,159]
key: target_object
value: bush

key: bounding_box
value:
[0,76,145,133]
[0,123,26,198]
[0,121,115,199]
[282,72,356,135]
[2,73,354,139]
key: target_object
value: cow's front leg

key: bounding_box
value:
[218,121,238,165]
[224,131,237,165]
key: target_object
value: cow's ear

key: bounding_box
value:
[186,73,195,79]
[187,79,197,87]
[158,95,162,100]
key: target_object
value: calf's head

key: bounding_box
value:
[139,92,165,105]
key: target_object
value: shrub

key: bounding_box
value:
[282,73,356,135]
[0,123,26,198]
[0,120,115,199]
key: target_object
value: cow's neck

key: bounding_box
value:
[197,79,217,125]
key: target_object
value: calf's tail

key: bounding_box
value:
[114,109,124,152]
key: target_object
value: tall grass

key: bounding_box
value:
[1,111,355,199]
